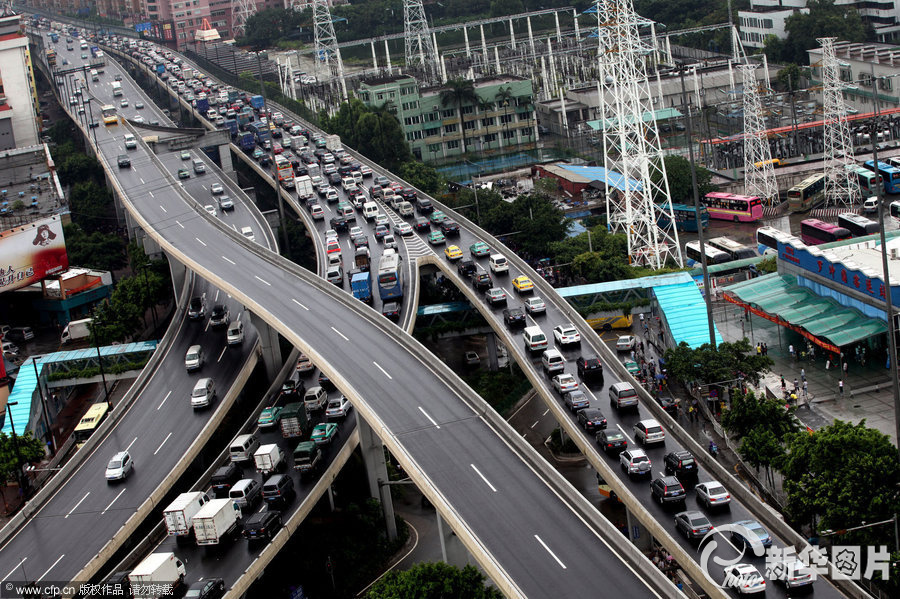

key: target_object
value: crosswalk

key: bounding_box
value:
[810,206,861,218]
[381,200,433,260]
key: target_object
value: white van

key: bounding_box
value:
[523,326,548,352]
[609,382,639,409]
[341,177,356,192]
[397,201,415,217]
[184,344,203,371]
[863,196,879,214]
[123,133,136,149]
[228,479,261,510]
[362,201,379,221]
[226,320,244,345]
[190,378,215,409]
[229,433,260,462]
[489,254,509,274]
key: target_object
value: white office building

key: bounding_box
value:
[0,11,40,150]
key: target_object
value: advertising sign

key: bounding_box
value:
[0,215,68,294]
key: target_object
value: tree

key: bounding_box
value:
[63,224,127,271]
[775,63,805,92]
[68,181,115,232]
[399,161,443,194]
[721,389,799,441]
[766,0,870,64]
[0,431,46,483]
[59,152,104,186]
[780,420,900,545]
[366,562,504,599]
[440,78,478,154]
[324,100,412,171]
[738,426,786,489]
[494,85,514,149]
[651,155,716,206]
[664,338,773,387]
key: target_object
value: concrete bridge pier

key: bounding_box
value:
[358,417,398,541]
[245,312,282,381]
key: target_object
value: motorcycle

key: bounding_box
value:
[708,441,719,458]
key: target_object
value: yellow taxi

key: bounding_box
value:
[444,245,463,261]
[512,275,534,294]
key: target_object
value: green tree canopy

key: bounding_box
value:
[652,155,716,206]
[440,78,478,154]
[765,0,871,64]
[780,420,900,544]
[722,389,799,441]
[68,181,116,232]
[0,432,46,483]
[322,99,412,170]
[63,224,127,271]
[399,162,444,195]
[241,8,309,49]
[663,338,773,387]
[366,562,503,599]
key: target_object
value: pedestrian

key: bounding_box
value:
[802,380,808,399]
[762,342,768,356]
[809,345,815,361]
[639,312,645,324]
[843,361,849,375]
[800,368,806,383]
[756,343,761,355]
[838,379,844,398]
[781,375,786,393]
[630,349,635,361]
[793,378,799,393]
[789,344,795,360]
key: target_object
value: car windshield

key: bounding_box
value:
[108,460,122,469]
[707,484,726,495]
[187,351,199,361]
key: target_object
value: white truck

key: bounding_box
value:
[192,498,241,545]
[61,317,93,343]
[129,553,186,599]
[181,66,193,80]
[290,135,306,149]
[325,134,342,151]
[163,491,209,538]
[112,81,122,97]
[295,175,314,199]
[253,443,285,475]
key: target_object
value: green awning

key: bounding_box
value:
[724,274,887,349]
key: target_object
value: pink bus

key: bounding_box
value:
[800,219,851,246]
[702,192,764,222]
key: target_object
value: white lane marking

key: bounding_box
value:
[139,178,145,184]
[154,432,172,455]
[148,191,154,198]
[39,555,65,580]
[65,493,90,518]
[582,387,599,403]
[159,205,167,213]
[195,237,207,247]
[542,409,549,416]
[125,436,138,451]
[204,318,211,332]
[255,275,271,286]
[470,464,498,492]
[222,256,235,265]
[292,299,309,310]
[215,289,219,301]
[617,423,629,437]
[534,535,567,569]
[237,312,242,321]
[3,558,26,583]
[176,220,184,228]
[714,529,743,555]
[418,406,441,430]
[530,420,539,429]
[217,346,226,363]
[330,327,348,341]
[102,488,126,514]
[373,361,392,380]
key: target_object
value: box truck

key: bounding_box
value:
[295,175,314,199]
[192,498,241,545]
[279,403,307,439]
[163,491,209,538]
[128,553,186,599]
[61,317,92,343]
[253,443,285,475]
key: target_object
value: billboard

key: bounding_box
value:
[0,215,68,294]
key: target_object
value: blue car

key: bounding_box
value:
[730,519,772,551]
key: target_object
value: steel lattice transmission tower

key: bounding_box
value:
[313,0,348,100]
[596,0,682,268]
[231,0,256,37]
[404,0,437,80]
[740,64,778,204]
[818,37,860,208]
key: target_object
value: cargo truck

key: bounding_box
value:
[236,112,251,129]
[129,553,186,599]
[350,270,372,304]
[163,491,210,539]
[250,95,265,110]
[279,402,307,439]
[295,174,314,199]
[181,66,193,80]
[228,90,240,103]
[325,134,341,151]
[192,498,241,545]
[238,132,255,152]
[293,441,322,475]
[224,118,238,137]
[112,81,122,96]
[253,443,285,475]
[195,97,209,114]
[61,317,93,344]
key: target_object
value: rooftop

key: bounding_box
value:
[360,74,417,87]
[0,144,65,227]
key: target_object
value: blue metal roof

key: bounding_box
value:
[556,272,694,298]
[2,341,157,435]
[653,282,723,349]
[554,164,643,193]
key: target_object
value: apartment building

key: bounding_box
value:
[0,12,39,150]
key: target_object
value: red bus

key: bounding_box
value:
[702,192,764,222]
[800,219,852,246]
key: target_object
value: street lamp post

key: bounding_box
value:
[463,159,482,225]
[88,306,111,408]
[4,401,28,493]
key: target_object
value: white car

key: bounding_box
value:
[551,373,579,395]
[374,213,390,227]
[523,296,546,314]
[210,182,224,195]
[772,559,814,589]
[616,335,636,351]
[120,99,129,107]
[393,222,413,236]
[135,101,144,109]
[553,324,581,346]
[133,115,145,123]
[105,450,134,482]
[723,564,766,594]
[241,226,255,242]
[203,204,216,217]
[348,226,363,238]
[694,481,731,509]
[619,448,651,476]
[296,353,315,373]
[325,395,352,419]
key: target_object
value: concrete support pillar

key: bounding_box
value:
[371,41,378,70]
[384,39,392,74]
[463,27,471,58]
[554,11,562,43]
[573,11,580,43]
[168,259,188,300]
[625,506,652,551]
[486,333,499,371]
[218,144,235,183]
[480,25,489,69]
[436,511,449,563]
[248,312,282,381]
[527,17,535,58]
[509,19,516,51]
[358,417,398,541]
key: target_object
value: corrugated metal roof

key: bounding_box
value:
[556,272,694,298]
[653,282,724,349]
[552,164,643,193]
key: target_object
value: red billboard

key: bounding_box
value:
[0,215,69,294]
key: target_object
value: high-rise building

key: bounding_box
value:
[0,12,40,150]
[357,74,537,162]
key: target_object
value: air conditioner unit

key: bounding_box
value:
[891,248,899,260]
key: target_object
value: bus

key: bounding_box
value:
[753,158,782,168]
[377,251,403,301]
[846,164,881,194]
[656,203,709,232]
[787,173,826,213]
[46,48,56,67]
[800,219,852,245]
[684,241,730,266]
[864,160,900,194]
[837,213,879,237]
[100,105,118,126]
[891,201,900,224]
[756,226,787,253]
[701,192,764,222]
[707,236,758,260]
[111,81,122,97]
[72,401,110,447]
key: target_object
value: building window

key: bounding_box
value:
[401,101,418,111]
[481,117,495,127]
[502,129,516,140]
[406,131,423,141]
[425,127,440,137]
[444,123,458,133]
[880,77,893,91]
[425,111,439,122]
[840,69,852,82]
[481,102,494,112]
[404,115,421,126]
[464,120,477,131]
[428,143,441,153]
[447,140,460,150]
[861,74,873,88]
[441,109,455,118]
[483,133,497,142]
[461,105,474,115]
[520,127,533,137]
[500,114,514,125]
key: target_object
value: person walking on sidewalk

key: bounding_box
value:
[781,375,786,395]
[789,344,795,360]
[756,343,762,355]
[839,379,844,398]
[793,378,799,394]
[800,368,806,383]
[802,380,808,404]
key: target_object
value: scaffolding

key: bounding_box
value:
[740,64,778,204]
[818,37,860,208]
[596,0,683,269]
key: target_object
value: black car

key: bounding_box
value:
[457,259,476,278]
[440,220,461,236]
[184,578,225,599]
[502,307,526,328]
[328,172,342,185]
[329,216,350,232]
[352,234,369,249]
[674,510,713,540]
[472,272,493,292]
[664,450,698,481]
[209,304,229,327]
[577,408,608,433]
[305,196,320,211]
[242,511,282,541]
[413,216,431,232]
[188,296,205,320]
[259,155,271,167]
[382,301,401,322]
[282,378,305,396]
[117,154,130,168]
[210,462,241,498]
[596,429,627,454]
[655,395,679,418]
[318,372,336,391]
[416,197,434,214]
[400,188,417,201]
[650,476,686,507]
[576,356,604,381]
